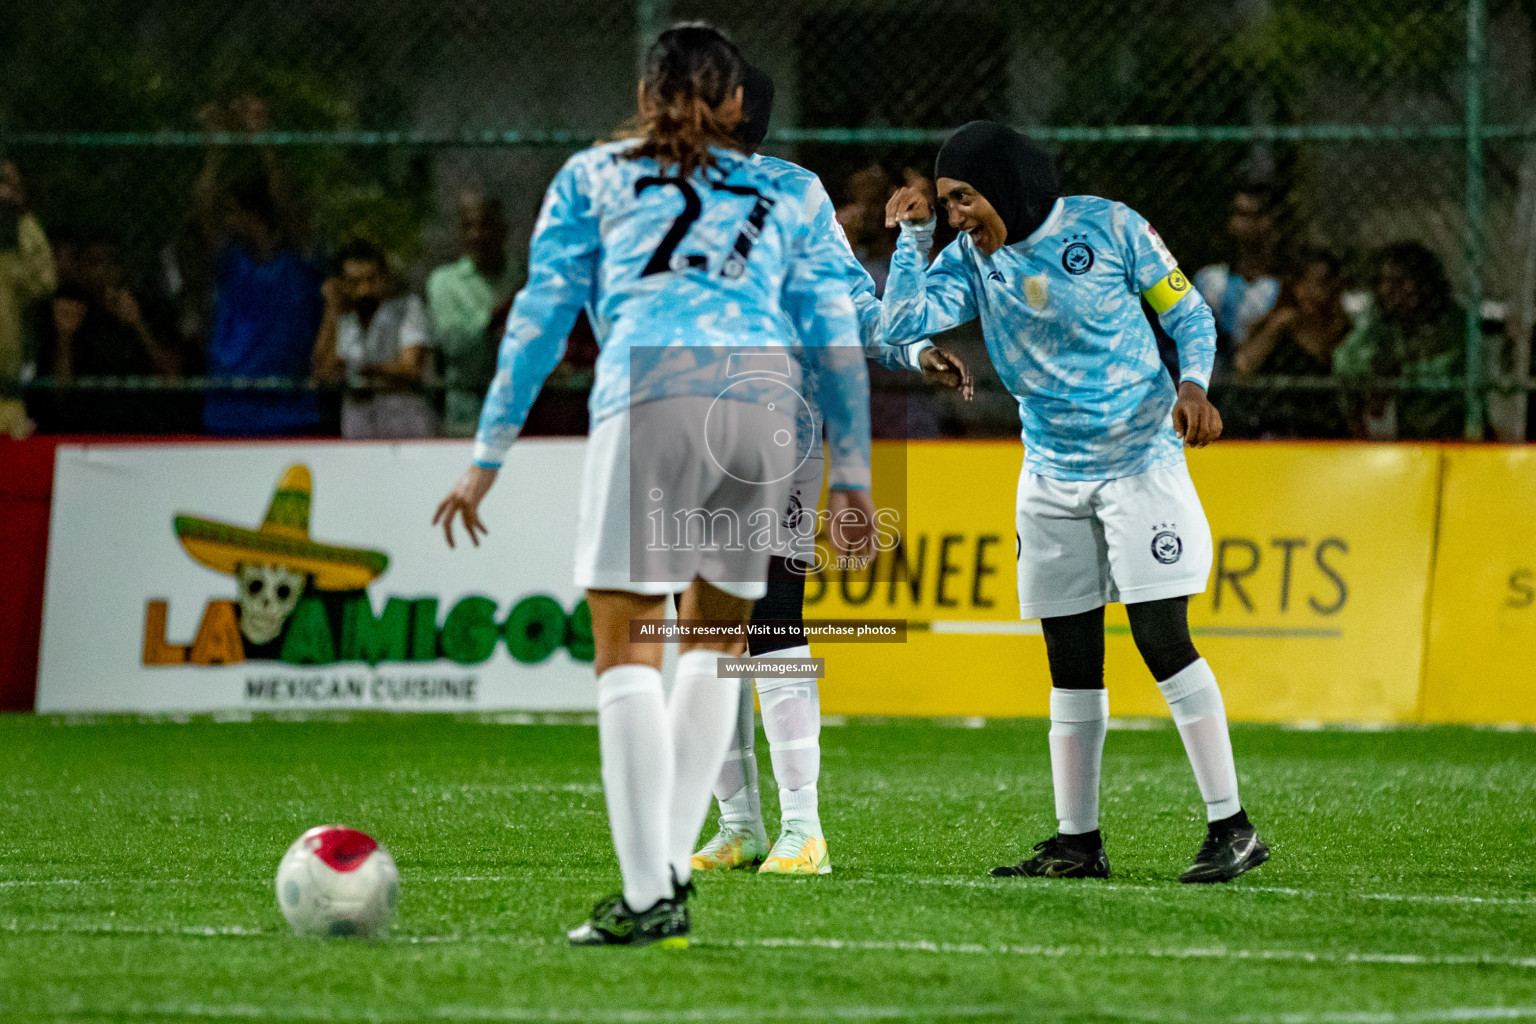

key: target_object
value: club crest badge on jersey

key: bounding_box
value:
[1024,274,1050,310]
[1151,523,1183,565]
[1062,238,1095,275]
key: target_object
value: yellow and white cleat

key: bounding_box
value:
[690,823,769,872]
[759,826,831,875]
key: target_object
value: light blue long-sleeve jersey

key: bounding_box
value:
[753,154,922,370]
[880,195,1217,481]
[751,154,928,460]
[472,140,872,489]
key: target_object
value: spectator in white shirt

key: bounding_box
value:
[312,239,438,439]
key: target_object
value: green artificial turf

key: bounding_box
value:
[1,712,1534,1023]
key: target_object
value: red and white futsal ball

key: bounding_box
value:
[275,825,399,937]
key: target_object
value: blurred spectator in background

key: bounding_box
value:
[35,234,180,433]
[837,164,897,292]
[837,165,941,439]
[1230,248,1351,438]
[194,96,323,437]
[1334,242,1466,440]
[1195,182,1282,375]
[312,239,437,439]
[427,192,516,438]
[0,160,55,439]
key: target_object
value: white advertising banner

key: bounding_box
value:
[37,440,598,713]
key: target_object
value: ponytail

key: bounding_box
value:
[626,22,745,178]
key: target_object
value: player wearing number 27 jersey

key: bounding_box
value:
[435,23,878,951]
[471,139,872,491]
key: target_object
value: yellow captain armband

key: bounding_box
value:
[1144,267,1192,314]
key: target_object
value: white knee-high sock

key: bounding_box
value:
[596,664,673,913]
[1048,687,1109,835]
[1158,659,1242,822]
[712,677,762,829]
[757,645,821,834]
[667,649,741,885]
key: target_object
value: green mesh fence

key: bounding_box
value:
[2,0,1534,440]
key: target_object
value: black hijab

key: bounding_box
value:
[935,121,1059,245]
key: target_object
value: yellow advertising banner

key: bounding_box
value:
[808,442,1442,723]
[1420,447,1536,724]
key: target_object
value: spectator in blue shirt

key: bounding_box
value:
[1193,182,1282,378]
[193,96,323,436]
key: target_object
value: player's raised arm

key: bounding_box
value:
[793,175,922,375]
[820,174,973,398]
[1114,204,1222,447]
[434,157,599,547]
[878,186,980,353]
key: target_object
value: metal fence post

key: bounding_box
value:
[637,0,670,67]
[1464,0,1488,440]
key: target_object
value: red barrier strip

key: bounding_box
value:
[0,435,217,711]
[0,436,64,711]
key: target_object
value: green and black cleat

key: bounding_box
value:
[1179,817,1270,884]
[991,833,1111,879]
[566,892,690,948]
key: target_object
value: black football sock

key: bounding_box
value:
[1058,828,1103,853]
[1208,808,1251,835]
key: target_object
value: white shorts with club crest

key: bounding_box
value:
[1014,460,1213,620]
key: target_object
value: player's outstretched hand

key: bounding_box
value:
[918,346,974,401]
[826,488,877,562]
[1172,381,1222,448]
[433,464,498,549]
[884,185,932,228]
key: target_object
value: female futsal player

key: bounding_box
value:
[433,24,875,946]
[881,121,1268,883]
[688,64,965,878]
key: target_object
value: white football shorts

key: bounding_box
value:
[1014,460,1213,620]
[574,395,798,601]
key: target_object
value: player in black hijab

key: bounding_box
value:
[933,121,1061,247]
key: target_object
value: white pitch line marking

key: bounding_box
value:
[4,920,1533,971]
[700,936,1536,970]
[1229,1009,1536,1024]
[30,1002,1536,1024]
[906,877,1536,907]
[1106,1007,1536,1024]
[6,875,1536,908]
[0,921,272,937]
[37,1002,1012,1022]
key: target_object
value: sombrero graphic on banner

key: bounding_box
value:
[175,465,389,645]
[143,462,591,674]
